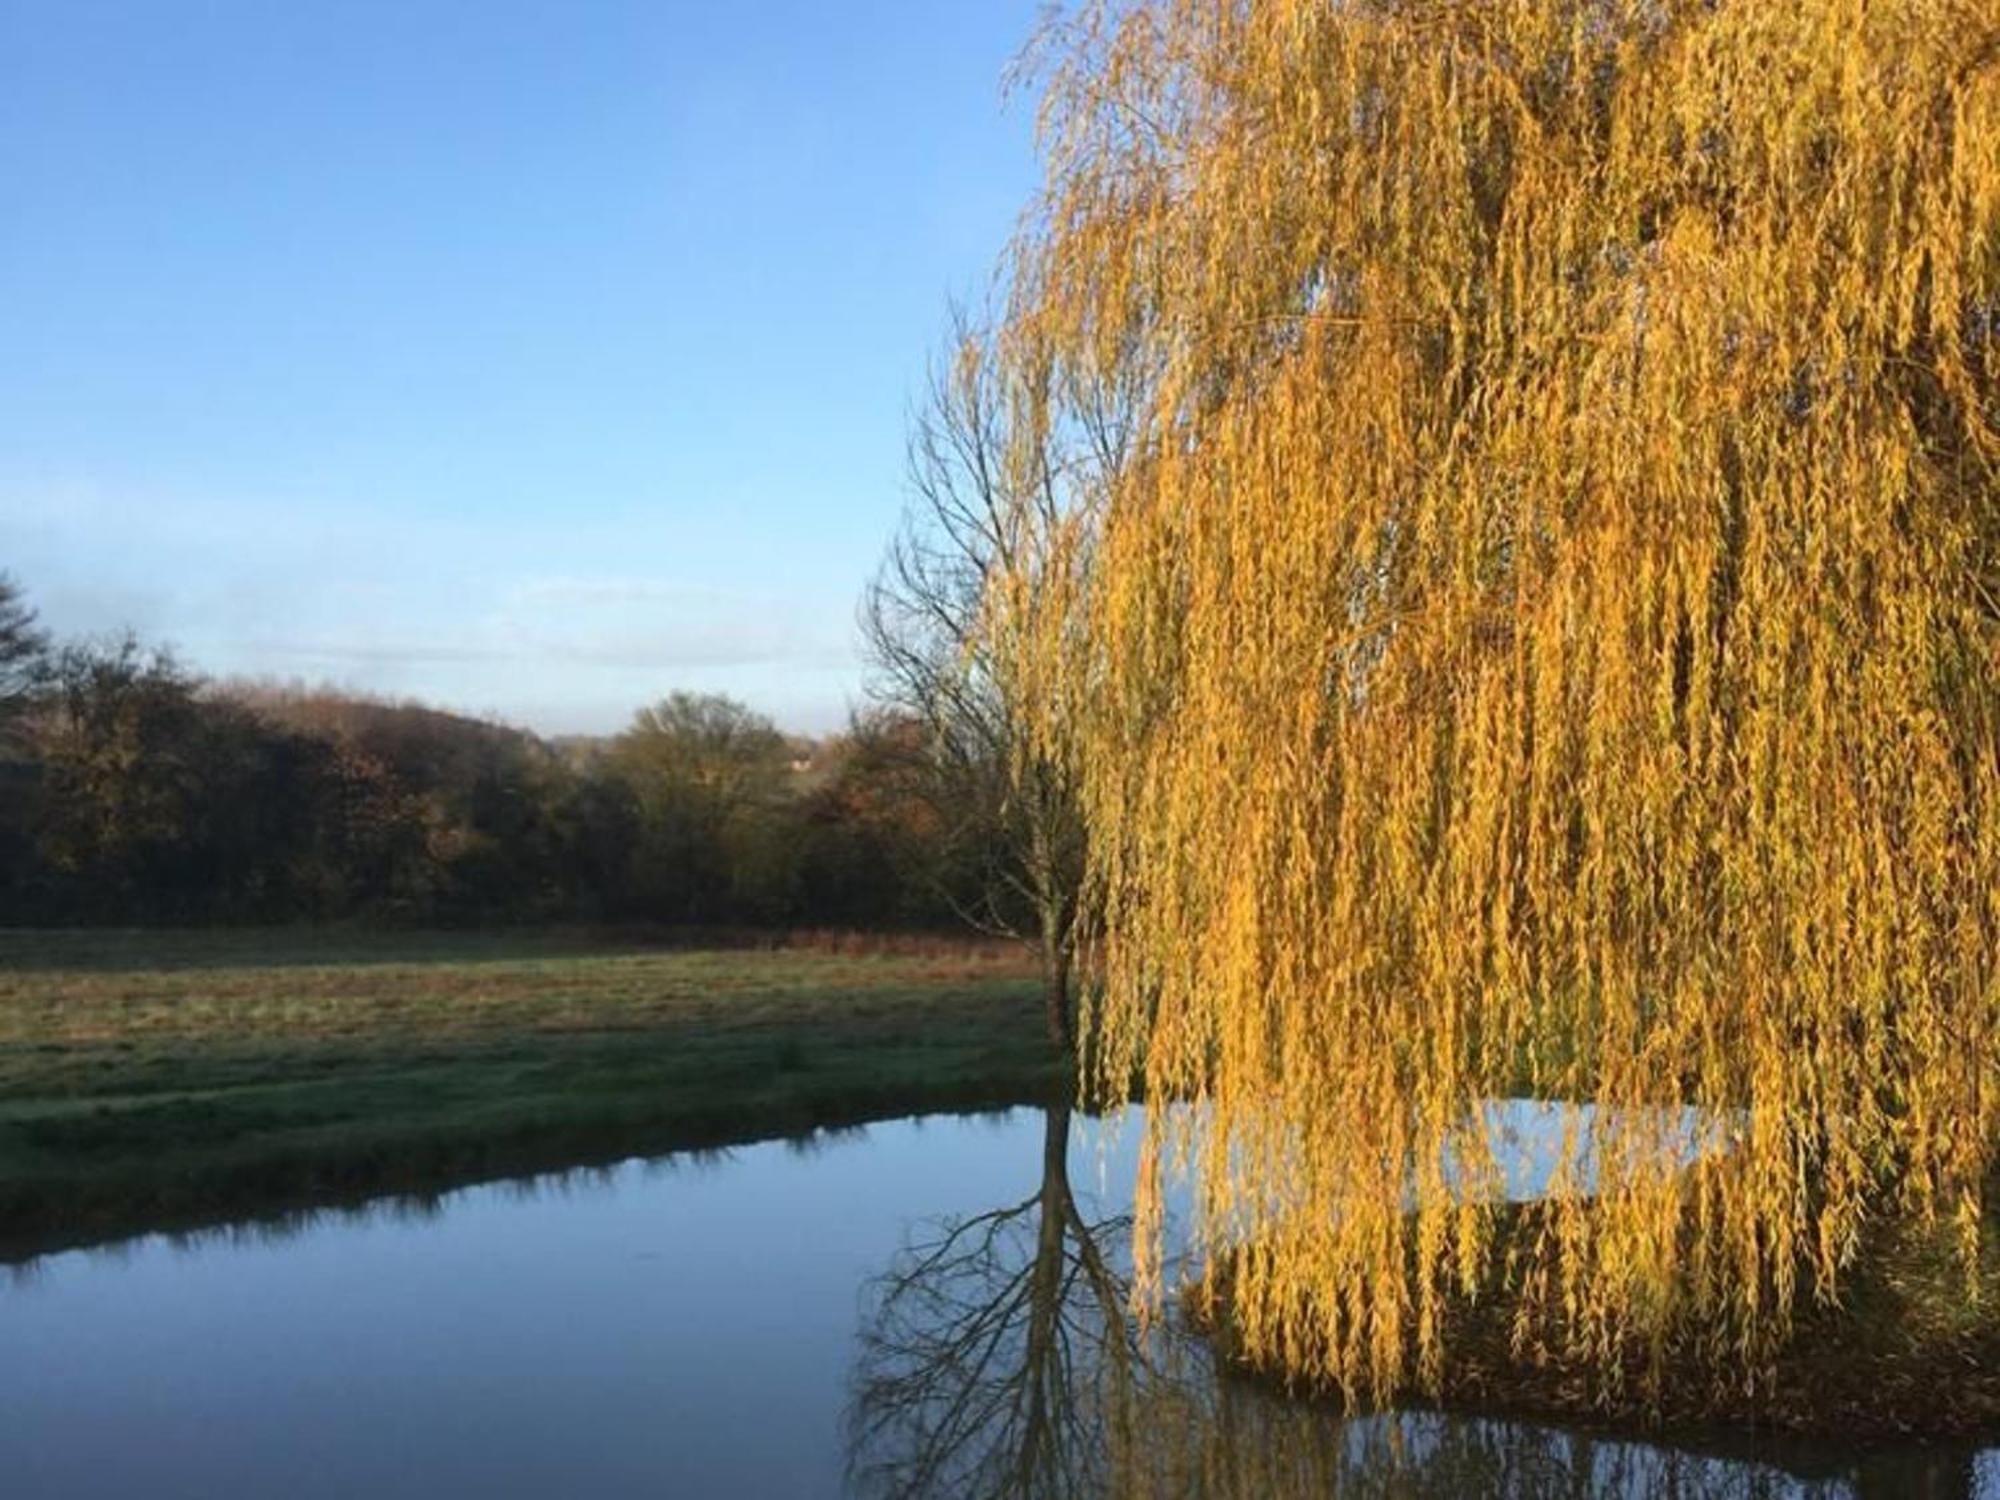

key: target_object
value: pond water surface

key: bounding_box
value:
[1,1107,1993,1498]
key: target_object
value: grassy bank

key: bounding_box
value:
[0,928,1063,1261]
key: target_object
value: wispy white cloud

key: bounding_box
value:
[232,639,519,666]
[0,477,869,732]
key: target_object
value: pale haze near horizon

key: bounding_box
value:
[0,1,1045,735]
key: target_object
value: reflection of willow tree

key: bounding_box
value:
[1125,1392,1985,1500]
[846,1110,1985,1500]
[846,1106,1140,1499]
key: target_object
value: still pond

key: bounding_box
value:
[2,1106,1994,1498]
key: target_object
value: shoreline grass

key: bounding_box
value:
[0,927,1065,1262]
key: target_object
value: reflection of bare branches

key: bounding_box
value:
[847,1105,1141,1499]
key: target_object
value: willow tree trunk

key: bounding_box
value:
[1042,937,1073,1058]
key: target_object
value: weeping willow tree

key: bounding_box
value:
[988,0,2000,1407]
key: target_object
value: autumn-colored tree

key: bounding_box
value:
[790,710,962,930]
[997,0,2000,1403]
[26,639,343,919]
[609,690,796,922]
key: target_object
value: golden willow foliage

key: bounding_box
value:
[990,0,2000,1405]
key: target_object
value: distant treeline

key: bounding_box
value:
[0,576,992,930]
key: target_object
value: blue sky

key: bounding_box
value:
[0,0,1046,733]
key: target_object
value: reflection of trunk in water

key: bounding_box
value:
[846,1104,1137,1499]
[845,1107,1987,1500]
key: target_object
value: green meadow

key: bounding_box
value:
[0,928,1062,1259]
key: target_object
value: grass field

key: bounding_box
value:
[0,928,1061,1260]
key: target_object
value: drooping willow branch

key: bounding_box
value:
[985,0,2000,1404]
